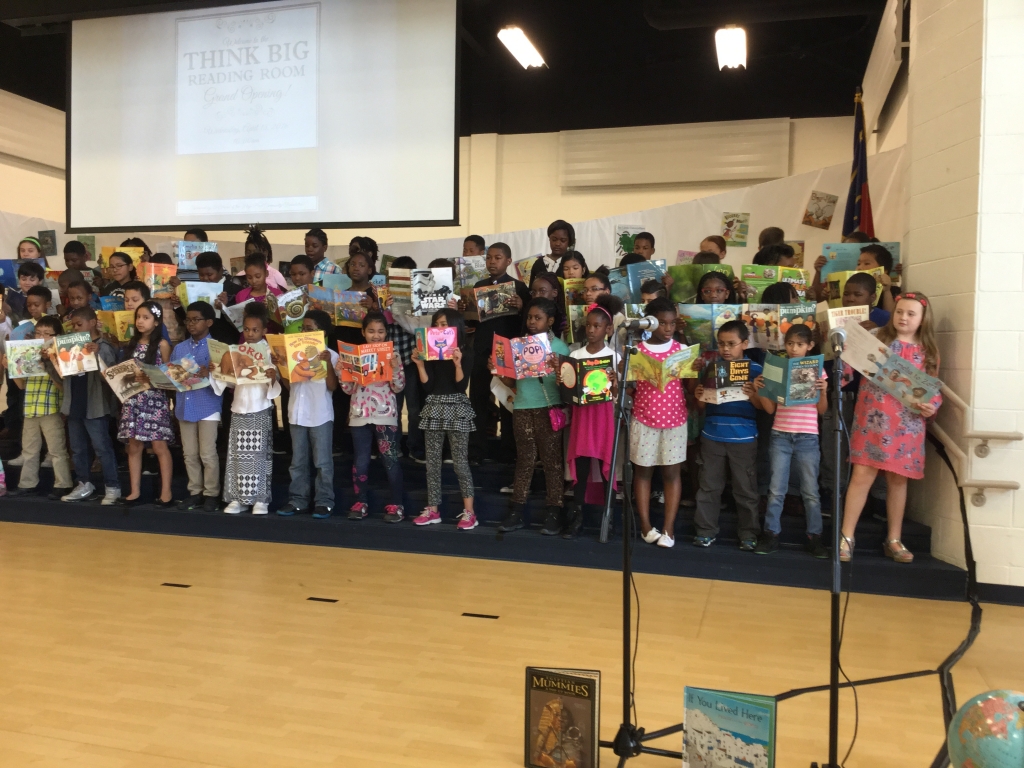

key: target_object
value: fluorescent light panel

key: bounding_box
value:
[715,26,746,70]
[498,26,545,68]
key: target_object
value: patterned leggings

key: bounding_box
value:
[512,408,564,507]
[351,424,403,505]
[425,429,474,507]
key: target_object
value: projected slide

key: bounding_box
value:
[69,0,457,230]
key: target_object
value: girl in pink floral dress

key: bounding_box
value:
[842,292,941,564]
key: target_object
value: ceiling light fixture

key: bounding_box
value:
[498,26,546,69]
[715,26,747,70]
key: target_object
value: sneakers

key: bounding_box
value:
[641,527,661,544]
[497,504,524,532]
[7,454,24,467]
[276,502,303,517]
[101,487,121,506]
[738,538,758,551]
[413,508,441,526]
[223,501,247,515]
[692,536,716,548]
[252,502,269,515]
[540,506,562,536]
[753,532,779,555]
[562,505,583,540]
[348,502,368,520]
[500,485,513,495]
[178,494,203,511]
[61,482,96,502]
[383,505,404,523]
[312,506,333,519]
[202,496,220,513]
[49,487,74,500]
[456,510,478,530]
[656,533,675,548]
[410,451,426,464]
[6,486,37,497]
[805,534,829,559]
[651,490,665,504]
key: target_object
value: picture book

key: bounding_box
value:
[386,268,413,316]
[176,239,218,270]
[379,254,396,273]
[565,304,589,345]
[626,259,666,300]
[562,277,587,308]
[411,268,455,315]
[99,246,144,268]
[826,267,885,308]
[514,256,541,283]
[842,322,942,409]
[207,340,235,384]
[265,334,289,379]
[559,355,615,406]
[99,295,125,311]
[178,280,224,316]
[761,353,824,406]
[37,229,58,257]
[741,303,781,350]
[525,667,600,768]
[52,331,98,377]
[819,304,870,359]
[802,190,839,230]
[607,266,631,303]
[739,265,809,300]
[229,256,246,274]
[676,249,698,265]
[492,334,556,380]
[0,261,20,290]
[321,272,353,292]
[96,309,135,342]
[100,359,151,403]
[335,291,368,328]
[337,341,394,386]
[62,318,74,334]
[683,687,776,768]
[141,262,177,299]
[6,339,46,379]
[778,303,819,343]
[270,288,307,331]
[452,256,488,294]
[820,242,901,280]
[283,331,328,383]
[76,235,96,262]
[9,320,36,341]
[615,223,645,257]
[140,356,210,392]
[474,282,518,323]
[666,264,735,304]
[304,284,337,320]
[699,359,751,404]
[721,212,750,247]
[415,327,458,361]
[786,240,806,268]
[627,343,700,391]
[221,299,252,333]
[370,273,386,291]
[230,341,274,385]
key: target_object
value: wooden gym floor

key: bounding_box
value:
[1,523,1021,768]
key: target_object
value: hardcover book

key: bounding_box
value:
[386,268,413,316]
[627,343,700,391]
[607,266,631,303]
[740,303,780,350]
[820,242,901,281]
[96,309,135,342]
[270,288,308,331]
[223,299,254,333]
[683,687,776,768]
[841,322,942,409]
[493,334,555,380]
[739,265,809,301]
[140,356,210,392]
[9,320,36,341]
[777,303,819,345]
[176,240,218,270]
[304,285,337,319]
[338,341,394,386]
[100,359,151,403]
[52,331,98,376]
[452,255,488,294]
[321,272,353,292]
[411,268,455,315]
[677,303,743,352]
[514,256,541,283]
[565,304,589,345]
[699,359,751,404]
[626,259,666,300]
[761,353,824,406]
[558,355,614,406]
[335,290,368,328]
[141,262,177,300]
[562,277,587,308]
[99,295,125,311]
[265,334,290,379]
[230,341,274,385]
[6,339,47,379]
[826,268,885,308]
[207,340,235,385]
[178,280,224,316]
[414,327,457,361]
[283,331,328,383]
[474,282,518,323]
[525,667,600,768]
[666,264,735,304]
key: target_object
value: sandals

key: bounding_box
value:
[883,539,914,564]
[839,535,855,563]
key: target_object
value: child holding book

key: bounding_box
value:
[841,293,941,564]
[234,254,283,316]
[497,297,570,535]
[628,298,687,548]
[563,293,623,539]
[60,307,121,504]
[173,302,223,513]
[692,320,763,549]
[6,316,74,498]
[5,282,50,456]
[218,303,280,515]
[99,252,137,302]
[340,311,406,521]
[274,309,337,518]
[386,256,425,461]
[9,246,44,323]
[557,252,590,280]
[411,308,477,529]
[752,324,829,557]
[288,255,315,292]
[118,301,174,506]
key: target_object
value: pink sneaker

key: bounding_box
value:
[347,502,368,520]
[456,510,478,530]
[413,508,441,526]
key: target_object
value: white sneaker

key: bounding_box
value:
[101,488,121,505]
[61,482,95,502]
[500,485,513,494]
[656,533,676,548]
[40,454,53,468]
[223,501,247,515]
[651,490,665,504]
[641,527,662,544]
[8,454,24,467]
[252,502,269,515]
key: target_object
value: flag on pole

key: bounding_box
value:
[842,87,874,238]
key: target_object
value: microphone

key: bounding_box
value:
[829,326,847,354]
[624,316,659,332]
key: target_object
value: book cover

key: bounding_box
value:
[230,340,274,385]
[802,190,839,230]
[6,339,47,379]
[474,282,518,323]
[335,290,368,328]
[627,343,700,390]
[99,295,125,311]
[677,304,714,350]
[222,299,253,333]
[761,353,824,406]
[229,256,246,274]
[386,268,413,316]
[284,331,327,383]
[452,255,488,294]
[559,355,614,406]
[842,322,941,409]
[140,356,210,392]
[179,280,224,316]
[562,277,587,308]
[379,254,396,273]
[265,334,290,379]
[565,304,590,345]
[337,341,393,386]
[683,687,776,768]
[411,268,455,315]
[493,334,555,380]
[9,320,36,341]
[0,261,20,290]
[786,240,806,269]
[321,272,353,292]
[62,318,75,334]
[614,224,645,258]
[721,212,750,247]
[525,667,600,768]
[207,339,235,384]
[676,249,698,265]
[176,240,218,270]
[820,242,901,280]
[777,303,819,343]
[626,259,666,300]
[415,327,457,361]
[820,304,870,360]
[700,359,751,404]
[37,230,58,257]
[76,235,96,262]
[304,285,337,320]
[607,266,631,302]
[101,359,151,403]
[741,303,781,350]
[514,256,541,283]
[826,268,885,308]
[141,262,177,300]
[110,310,135,342]
[271,288,308,331]
[667,264,735,304]
[52,331,98,377]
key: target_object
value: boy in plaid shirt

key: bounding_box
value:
[7,316,74,497]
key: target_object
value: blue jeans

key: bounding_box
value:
[765,430,822,536]
[68,416,120,490]
[289,421,335,508]
[350,424,403,506]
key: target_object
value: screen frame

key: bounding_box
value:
[65,0,462,233]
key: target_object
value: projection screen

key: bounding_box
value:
[68,0,458,231]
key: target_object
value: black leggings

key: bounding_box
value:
[573,456,605,506]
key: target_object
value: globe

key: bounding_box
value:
[948,690,1024,768]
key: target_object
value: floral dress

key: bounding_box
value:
[849,340,941,479]
[117,343,175,443]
